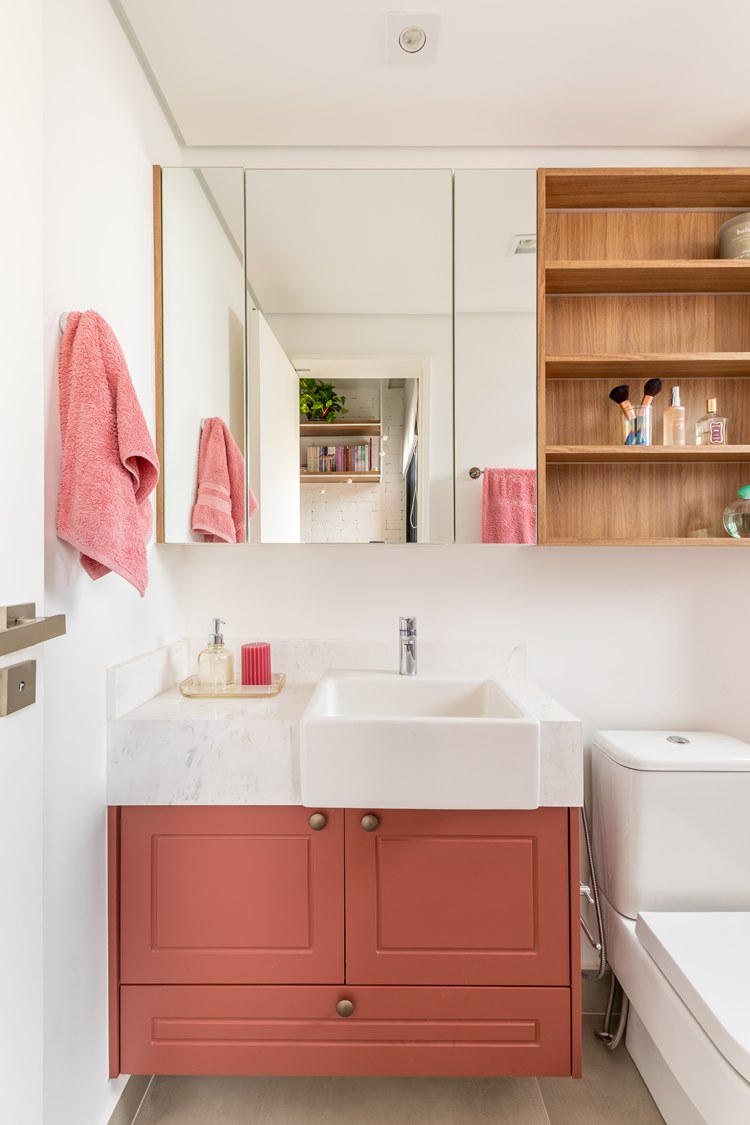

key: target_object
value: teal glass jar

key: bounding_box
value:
[723,485,750,538]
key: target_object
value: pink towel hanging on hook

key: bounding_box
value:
[192,417,258,543]
[56,311,160,596]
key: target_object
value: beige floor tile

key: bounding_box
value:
[538,1015,665,1125]
[134,1074,551,1125]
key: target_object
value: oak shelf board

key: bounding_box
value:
[542,168,750,210]
[543,537,749,547]
[300,420,380,438]
[300,471,381,484]
[546,260,750,295]
[545,353,750,379]
[546,445,750,465]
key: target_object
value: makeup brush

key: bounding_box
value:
[635,378,662,444]
[609,384,637,444]
[640,377,663,407]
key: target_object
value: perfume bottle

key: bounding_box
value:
[695,398,728,446]
[662,386,686,446]
[723,485,750,538]
[197,618,234,686]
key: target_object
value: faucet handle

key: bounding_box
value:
[399,616,417,635]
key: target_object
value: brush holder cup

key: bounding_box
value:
[622,404,652,446]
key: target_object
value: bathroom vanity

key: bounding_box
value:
[106,642,583,1080]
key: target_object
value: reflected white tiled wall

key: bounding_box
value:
[301,387,406,542]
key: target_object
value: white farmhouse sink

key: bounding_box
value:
[299,671,540,809]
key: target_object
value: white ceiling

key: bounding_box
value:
[116,0,750,149]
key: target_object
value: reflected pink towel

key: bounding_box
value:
[56,311,160,596]
[191,417,258,543]
[481,468,536,544]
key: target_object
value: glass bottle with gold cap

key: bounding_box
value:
[695,398,728,445]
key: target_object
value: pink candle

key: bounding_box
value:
[241,642,272,685]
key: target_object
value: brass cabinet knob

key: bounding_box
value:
[336,999,354,1018]
[361,813,379,832]
[308,812,327,831]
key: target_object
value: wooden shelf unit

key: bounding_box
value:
[300,471,381,484]
[300,420,381,438]
[538,167,750,545]
[300,419,381,482]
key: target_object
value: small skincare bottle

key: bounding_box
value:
[197,618,234,686]
[662,386,686,446]
[695,398,728,446]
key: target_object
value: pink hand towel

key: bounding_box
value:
[191,417,258,543]
[481,468,537,544]
[56,311,160,596]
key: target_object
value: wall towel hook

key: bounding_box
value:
[469,466,484,479]
[59,312,68,332]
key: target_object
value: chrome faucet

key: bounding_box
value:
[399,616,417,676]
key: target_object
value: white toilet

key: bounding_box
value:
[591,730,750,1125]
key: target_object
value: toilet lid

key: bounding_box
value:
[593,730,750,770]
[636,911,750,1082]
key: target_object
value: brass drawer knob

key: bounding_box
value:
[361,813,379,832]
[336,999,354,1018]
[308,812,327,831]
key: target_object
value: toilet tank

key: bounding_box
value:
[591,730,750,920]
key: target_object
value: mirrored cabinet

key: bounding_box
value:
[154,166,538,546]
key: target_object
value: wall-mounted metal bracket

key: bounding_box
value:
[0,603,66,658]
[0,659,36,717]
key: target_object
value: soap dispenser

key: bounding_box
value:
[197,619,234,686]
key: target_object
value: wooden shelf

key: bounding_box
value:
[546,354,750,379]
[543,168,750,210]
[300,472,381,484]
[538,168,750,546]
[543,537,749,547]
[546,260,750,295]
[300,420,380,438]
[546,445,750,465]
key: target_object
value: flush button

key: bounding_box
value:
[667,735,690,745]
[0,659,37,717]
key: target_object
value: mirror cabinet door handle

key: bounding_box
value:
[361,813,379,832]
[309,812,327,831]
[336,999,354,1018]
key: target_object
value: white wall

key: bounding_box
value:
[42,1,184,1123]
[0,4,44,1123]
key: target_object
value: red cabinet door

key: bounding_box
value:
[120,806,344,984]
[345,807,571,985]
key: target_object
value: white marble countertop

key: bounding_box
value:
[107,640,583,807]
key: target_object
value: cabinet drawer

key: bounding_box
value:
[120,984,573,1077]
[345,808,571,985]
[119,806,344,984]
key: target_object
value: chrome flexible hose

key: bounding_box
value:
[580,804,607,982]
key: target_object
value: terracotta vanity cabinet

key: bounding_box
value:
[113,805,580,1078]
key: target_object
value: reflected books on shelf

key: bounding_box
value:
[304,440,373,474]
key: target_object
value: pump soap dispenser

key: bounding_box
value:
[197,619,234,686]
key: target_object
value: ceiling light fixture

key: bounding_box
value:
[399,25,427,53]
[386,12,440,65]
